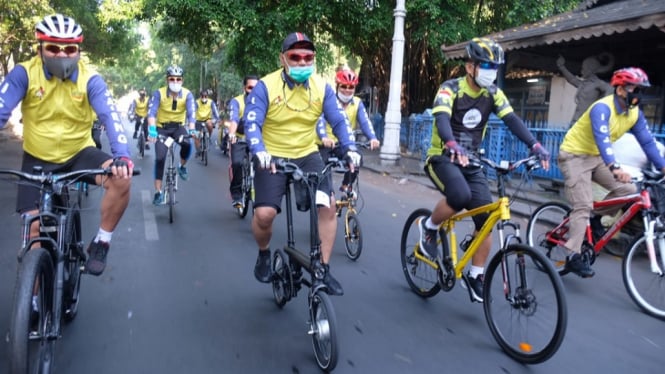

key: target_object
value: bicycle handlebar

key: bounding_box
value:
[0,166,140,186]
[465,153,541,174]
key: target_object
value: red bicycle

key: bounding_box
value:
[526,170,665,320]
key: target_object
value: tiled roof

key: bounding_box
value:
[441,0,665,60]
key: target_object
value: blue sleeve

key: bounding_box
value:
[315,115,327,140]
[0,66,28,129]
[87,75,130,158]
[185,92,196,124]
[355,101,377,140]
[631,112,665,170]
[147,90,161,120]
[589,102,614,165]
[245,82,269,154]
[228,98,241,123]
[322,84,356,151]
[128,99,136,114]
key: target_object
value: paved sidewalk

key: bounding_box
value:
[361,149,565,218]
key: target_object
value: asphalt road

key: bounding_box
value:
[0,126,663,373]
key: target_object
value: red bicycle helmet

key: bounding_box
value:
[610,67,650,87]
[335,69,359,86]
[35,14,83,43]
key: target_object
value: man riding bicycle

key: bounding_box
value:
[317,68,380,198]
[419,37,550,302]
[228,75,259,207]
[129,88,149,150]
[193,89,220,157]
[0,14,135,276]
[244,32,360,295]
[558,67,665,278]
[147,65,196,205]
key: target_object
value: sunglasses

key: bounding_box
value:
[286,52,315,64]
[478,62,499,70]
[339,85,356,90]
[246,85,255,90]
[625,85,641,94]
[43,44,79,55]
[168,77,183,82]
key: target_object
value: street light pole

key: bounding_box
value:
[379,0,406,166]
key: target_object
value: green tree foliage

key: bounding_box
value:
[0,0,52,77]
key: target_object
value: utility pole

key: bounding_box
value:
[379,0,406,166]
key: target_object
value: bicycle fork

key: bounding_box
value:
[643,220,664,275]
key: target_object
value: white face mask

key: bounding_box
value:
[475,68,497,88]
[337,92,354,103]
[201,98,208,103]
[169,82,182,93]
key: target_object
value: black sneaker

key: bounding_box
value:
[465,273,484,303]
[85,240,110,276]
[133,132,138,139]
[254,250,272,283]
[418,217,439,259]
[322,264,344,296]
[565,253,595,278]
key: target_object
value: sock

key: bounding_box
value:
[469,265,484,278]
[95,228,112,243]
[425,217,439,230]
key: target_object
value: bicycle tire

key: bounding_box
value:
[138,133,146,159]
[344,212,363,261]
[622,234,665,320]
[400,208,441,298]
[63,208,83,323]
[202,132,209,166]
[310,291,338,372]
[483,243,567,364]
[237,159,251,218]
[168,181,175,224]
[271,249,292,308]
[526,202,571,275]
[9,248,56,374]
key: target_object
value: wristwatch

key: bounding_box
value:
[609,163,621,171]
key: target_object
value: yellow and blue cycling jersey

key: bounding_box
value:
[316,96,377,143]
[427,77,514,157]
[0,55,129,163]
[148,87,196,126]
[244,69,355,159]
[561,94,665,169]
[131,96,149,118]
[228,93,247,138]
[195,98,220,122]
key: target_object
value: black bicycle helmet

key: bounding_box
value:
[466,37,505,65]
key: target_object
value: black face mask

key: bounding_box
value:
[626,88,642,108]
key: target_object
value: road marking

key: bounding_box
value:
[142,190,159,241]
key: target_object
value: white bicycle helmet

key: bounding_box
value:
[166,65,184,77]
[35,14,83,43]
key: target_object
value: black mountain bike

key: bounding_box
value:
[234,139,254,219]
[270,157,349,372]
[1,165,139,373]
[157,134,191,223]
[136,116,147,159]
[196,122,210,166]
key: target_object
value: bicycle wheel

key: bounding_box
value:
[526,202,571,275]
[63,209,83,322]
[400,208,441,297]
[138,133,146,158]
[484,243,567,364]
[9,248,56,374]
[344,212,363,261]
[622,234,665,320]
[271,249,292,308]
[310,291,338,372]
[237,160,251,218]
[202,132,209,166]
[168,181,175,224]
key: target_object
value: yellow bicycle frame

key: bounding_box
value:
[413,196,512,278]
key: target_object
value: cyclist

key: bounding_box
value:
[147,65,196,205]
[317,68,380,199]
[244,32,360,295]
[0,14,134,276]
[193,89,220,157]
[228,75,259,207]
[129,88,150,150]
[558,67,665,278]
[419,37,550,302]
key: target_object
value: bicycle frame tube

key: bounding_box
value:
[443,197,510,279]
[591,191,648,253]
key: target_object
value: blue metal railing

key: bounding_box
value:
[369,110,665,183]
